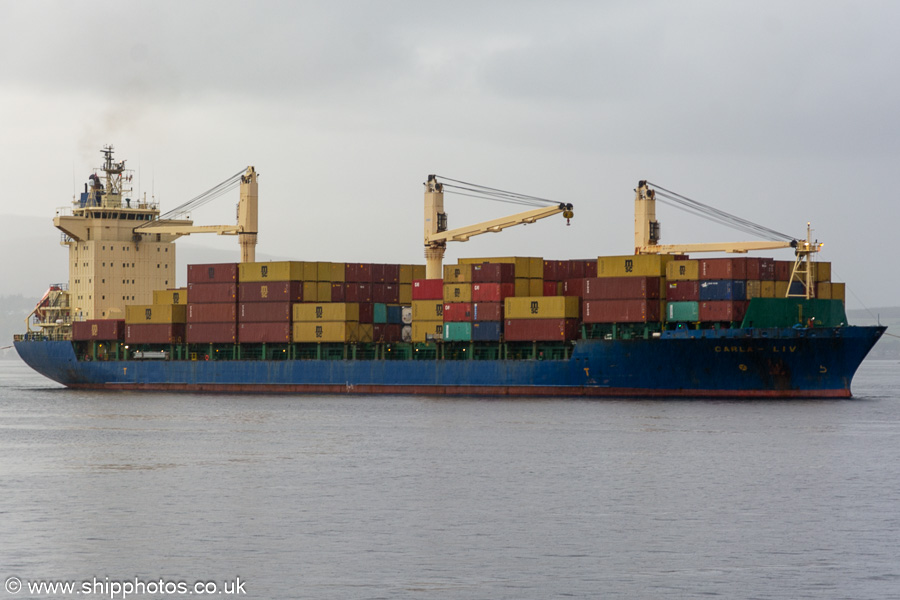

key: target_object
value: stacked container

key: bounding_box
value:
[293,302,368,342]
[504,296,580,341]
[237,262,304,343]
[442,264,474,341]
[186,263,238,343]
[471,262,515,342]
[125,302,187,344]
[73,319,125,342]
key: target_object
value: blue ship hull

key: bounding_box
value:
[15,326,885,398]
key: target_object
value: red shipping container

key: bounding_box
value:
[667,281,700,301]
[186,323,237,344]
[504,318,579,341]
[472,282,515,302]
[584,261,598,278]
[583,299,662,323]
[443,302,474,322]
[372,283,400,304]
[699,301,749,322]
[412,279,444,300]
[568,259,597,279]
[542,281,558,296]
[759,258,776,281]
[774,260,794,281]
[187,282,237,304]
[563,278,586,297]
[187,263,239,284]
[583,277,661,300]
[239,281,303,302]
[382,264,400,283]
[73,319,125,341]
[345,283,373,303]
[358,303,374,324]
[187,303,237,323]
[345,263,373,283]
[744,257,762,280]
[471,263,516,283]
[125,323,185,344]
[543,260,569,281]
[330,282,346,302]
[239,322,291,343]
[473,302,504,321]
[700,258,748,280]
[239,302,294,323]
[373,323,403,342]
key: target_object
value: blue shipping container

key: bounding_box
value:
[472,321,502,341]
[699,280,746,301]
[386,304,403,324]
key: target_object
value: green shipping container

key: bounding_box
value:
[443,322,473,341]
[740,298,847,328]
[666,301,699,322]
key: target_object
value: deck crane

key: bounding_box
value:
[633,180,823,298]
[423,175,574,279]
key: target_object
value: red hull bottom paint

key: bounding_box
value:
[73,382,852,399]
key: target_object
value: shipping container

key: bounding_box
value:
[239,322,292,343]
[293,303,360,322]
[583,277,662,300]
[831,282,846,301]
[373,323,403,342]
[666,301,700,322]
[814,262,832,282]
[316,262,333,282]
[667,281,700,302]
[443,283,473,303]
[292,322,360,343]
[238,261,304,283]
[412,300,443,321]
[699,301,748,322]
[398,264,413,284]
[505,296,580,320]
[152,288,188,305]
[399,283,412,304]
[239,302,294,323]
[345,263,373,283]
[345,283,373,303]
[330,262,346,282]
[472,282,515,303]
[459,256,539,278]
[302,282,318,303]
[386,304,404,324]
[411,320,444,342]
[186,322,237,344]
[443,302,474,322]
[699,280,747,301]
[187,303,237,323]
[473,302,503,322]
[443,322,473,342]
[775,281,789,297]
[596,254,675,278]
[543,260,569,281]
[381,264,401,283]
[543,281,561,296]
[372,283,399,304]
[412,279,444,300]
[761,281,776,298]
[471,262,516,283]
[817,282,832,299]
[699,258,748,280]
[759,258,775,280]
[239,281,303,303]
[666,259,699,281]
[316,282,331,302]
[471,321,502,341]
[745,280,762,299]
[187,282,238,304]
[744,258,762,281]
[125,304,187,324]
[563,278,586,298]
[774,261,794,281]
[443,263,473,283]
[358,303,374,324]
[528,279,544,297]
[124,323,185,345]
[504,318,579,341]
[330,282,345,302]
[187,263,239,284]
[583,299,662,323]
[514,278,530,297]
[73,319,125,341]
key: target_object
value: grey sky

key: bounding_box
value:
[2,1,898,309]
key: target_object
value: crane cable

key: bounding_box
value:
[433,175,568,208]
[135,168,247,228]
[647,182,797,243]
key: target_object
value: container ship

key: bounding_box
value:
[14,147,885,397]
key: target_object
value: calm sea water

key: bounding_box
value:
[1,358,899,600]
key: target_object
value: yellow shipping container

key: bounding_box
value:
[300,262,317,282]
[399,264,413,284]
[529,278,544,296]
[443,264,473,283]
[817,282,832,299]
[814,262,832,282]
[412,300,443,321]
[443,283,473,303]
[331,263,346,282]
[292,322,359,343]
[399,283,412,304]
[745,280,762,299]
[412,264,426,280]
[831,282,846,301]
[293,302,360,322]
[761,281,776,298]
[239,261,305,282]
[316,262,333,282]
[317,282,332,302]
[357,324,374,343]
[125,304,187,324]
[597,254,675,278]
[152,288,188,305]
[775,281,789,298]
[666,259,699,281]
[505,296,580,320]
[514,278,530,297]
[412,320,444,342]
[303,281,318,302]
